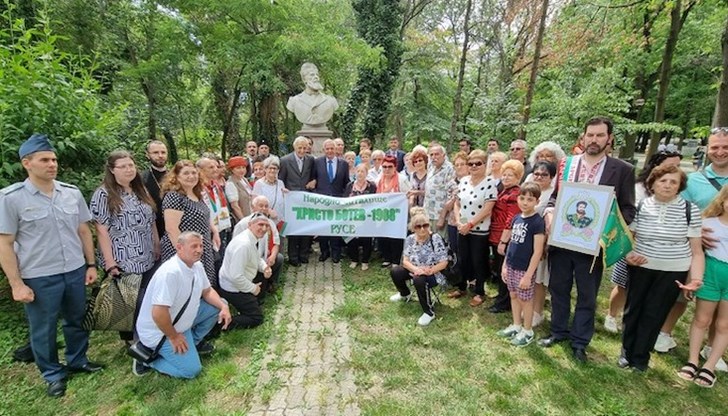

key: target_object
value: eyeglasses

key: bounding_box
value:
[711,127,728,134]
[382,165,395,169]
[467,161,484,167]
[413,159,425,164]
[413,223,430,230]
[532,172,550,178]
[510,147,524,151]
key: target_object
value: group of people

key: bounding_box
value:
[3,118,728,397]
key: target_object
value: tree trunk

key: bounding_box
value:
[448,0,472,150]
[517,0,549,141]
[714,14,728,127]
[645,0,692,164]
[211,69,243,157]
[162,130,179,164]
[257,93,278,146]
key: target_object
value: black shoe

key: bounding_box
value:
[289,259,301,267]
[132,359,151,377]
[68,362,104,373]
[538,335,566,348]
[319,253,330,262]
[47,379,66,397]
[12,342,34,363]
[300,258,309,264]
[332,257,341,264]
[196,341,215,356]
[572,347,588,363]
[488,305,510,314]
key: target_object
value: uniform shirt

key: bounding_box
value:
[506,213,546,271]
[218,228,267,294]
[630,196,702,271]
[136,255,210,347]
[0,179,91,279]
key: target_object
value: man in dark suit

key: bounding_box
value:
[538,116,636,363]
[312,138,349,263]
[386,136,406,172]
[279,136,316,266]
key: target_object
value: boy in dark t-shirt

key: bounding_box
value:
[496,182,546,347]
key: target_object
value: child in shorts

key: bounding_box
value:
[679,186,728,387]
[496,183,546,346]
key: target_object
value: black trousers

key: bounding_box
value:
[319,236,343,259]
[379,238,404,264]
[347,237,373,263]
[548,247,603,348]
[457,232,490,296]
[622,266,687,369]
[490,243,511,310]
[390,265,438,316]
[288,235,311,263]
[218,287,264,329]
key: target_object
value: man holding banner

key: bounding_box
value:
[540,117,636,363]
[312,139,349,263]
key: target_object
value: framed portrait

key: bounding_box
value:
[548,182,615,256]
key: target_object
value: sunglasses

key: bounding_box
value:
[413,223,430,230]
[468,161,484,167]
[532,172,550,177]
[382,165,395,169]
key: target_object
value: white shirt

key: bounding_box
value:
[233,214,280,258]
[219,228,267,294]
[136,255,211,347]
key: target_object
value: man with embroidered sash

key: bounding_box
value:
[539,117,636,363]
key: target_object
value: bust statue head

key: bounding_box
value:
[300,63,323,94]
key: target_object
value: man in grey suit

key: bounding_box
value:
[279,136,315,266]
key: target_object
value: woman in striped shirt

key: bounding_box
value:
[620,165,704,372]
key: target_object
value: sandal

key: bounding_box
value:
[677,362,699,380]
[447,290,465,299]
[469,296,484,307]
[694,367,717,388]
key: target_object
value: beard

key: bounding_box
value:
[585,142,608,155]
[306,80,324,92]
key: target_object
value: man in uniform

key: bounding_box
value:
[0,134,102,397]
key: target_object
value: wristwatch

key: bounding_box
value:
[86,263,97,269]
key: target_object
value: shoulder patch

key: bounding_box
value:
[57,181,79,190]
[0,183,24,195]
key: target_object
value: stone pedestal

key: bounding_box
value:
[297,129,334,157]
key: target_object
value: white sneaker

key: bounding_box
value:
[701,345,728,372]
[604,315,619,333]
[349,262,358,269]
[497,324,522,338]
[361,263,369,271]
[532,312,544,328]
[417,313,435,326]
[389,293,411,302]
[654,332,677,353]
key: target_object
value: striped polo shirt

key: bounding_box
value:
[630,196,702,271]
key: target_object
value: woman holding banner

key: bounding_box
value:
[345,164,377,270]
[377,155,411,267]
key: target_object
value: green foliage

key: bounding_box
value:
[342,0,404,145]
[0,4,123,195]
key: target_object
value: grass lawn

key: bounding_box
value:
[1,259,727,415]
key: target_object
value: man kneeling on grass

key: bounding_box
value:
[496,183,546,346]
[133,231,231,378]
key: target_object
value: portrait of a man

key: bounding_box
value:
[566,200,593,228]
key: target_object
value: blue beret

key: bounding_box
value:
[19,133,55,159]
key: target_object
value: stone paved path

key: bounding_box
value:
[247,259,360,416]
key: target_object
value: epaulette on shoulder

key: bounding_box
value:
[57,181,79,190]
[0,183,23,195]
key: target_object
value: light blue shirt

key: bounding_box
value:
[681,165,728,210]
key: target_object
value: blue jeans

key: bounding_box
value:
[24,266,89,383]
[149,300,220,379]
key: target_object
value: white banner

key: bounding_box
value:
[282,191,409,238]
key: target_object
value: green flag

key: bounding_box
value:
[599,199,633,267]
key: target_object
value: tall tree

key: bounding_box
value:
[448,0,472,149]
[714,13,728,127]
[517,0,549,141]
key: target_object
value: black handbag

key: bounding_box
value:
[127,278,194,363]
